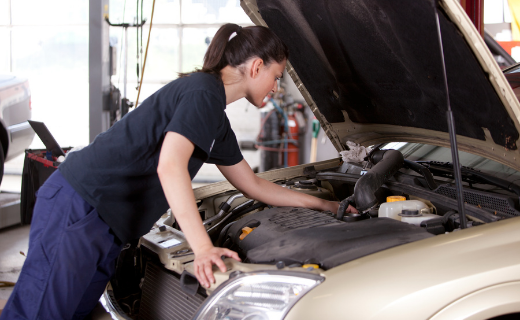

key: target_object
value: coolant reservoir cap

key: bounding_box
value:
[294,180,318,190]
[399,210,421,217]
[387,196,406,202]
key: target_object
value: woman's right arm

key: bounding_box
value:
[157,132,240,288]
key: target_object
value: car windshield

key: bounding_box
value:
[382,142,520,189]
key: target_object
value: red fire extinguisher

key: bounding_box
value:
[287,108,299,167]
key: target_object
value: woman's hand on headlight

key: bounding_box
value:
[194,246,241,288]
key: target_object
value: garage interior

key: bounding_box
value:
[1,0,519,318]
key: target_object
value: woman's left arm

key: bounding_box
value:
[218,159,357,214]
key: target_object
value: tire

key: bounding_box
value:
[0,140,4,186]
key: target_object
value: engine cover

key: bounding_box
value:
[226,207,434,269]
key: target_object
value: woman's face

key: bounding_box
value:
[246,59,286,107]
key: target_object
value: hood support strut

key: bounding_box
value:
[434,3,468,229]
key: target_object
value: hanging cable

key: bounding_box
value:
[117,0,128,88]
[136,0,139,86]
[140,0,144,80]
[135,0,156,107]
[135,0,145,88]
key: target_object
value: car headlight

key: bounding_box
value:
[193,271,324,320]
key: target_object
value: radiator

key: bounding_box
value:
[139,262,206,320]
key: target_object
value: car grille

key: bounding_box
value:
[434,184,520,217]
[139,261,206,320]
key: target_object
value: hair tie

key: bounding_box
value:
[228,26,242,42]
[228,32,237,41]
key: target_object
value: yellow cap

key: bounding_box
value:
[239,227,256,240]
[387,196,406,202]
[302,264,319,269]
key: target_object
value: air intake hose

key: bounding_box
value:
[354,149,404,212]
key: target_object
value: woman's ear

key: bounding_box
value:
[249,58,264,79]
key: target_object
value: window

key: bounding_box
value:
[1,0,252,154]
[1,1,90,151]
[0,0,9,25]
[181,0,251,24]
[0,28,9,71]
[11,0,88,25]
[109,0,252,104]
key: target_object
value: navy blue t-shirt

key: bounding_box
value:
[59,73,243,244]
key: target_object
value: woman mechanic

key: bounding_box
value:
[1,24,356,320]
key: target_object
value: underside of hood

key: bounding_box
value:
[241,0,520,171]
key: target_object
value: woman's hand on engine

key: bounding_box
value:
[194,245,241,288]
[346,204,358,214]
[328,200,358,215]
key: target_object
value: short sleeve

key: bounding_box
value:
[206,115,243,166]
[164,90,223,160]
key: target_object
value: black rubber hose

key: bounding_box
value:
[354,149,404,212]
[404,160,437,190]
[216,221,237,247]
[209,201,267,239]
[337,196,353,221]
[442,210,460,231]
[442,210,458,224]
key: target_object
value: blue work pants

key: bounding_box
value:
[0,170,122,320]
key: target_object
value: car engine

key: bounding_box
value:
[223,207,433,269]
[105,148,519,319]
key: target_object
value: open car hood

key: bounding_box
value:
[241,0,520,171]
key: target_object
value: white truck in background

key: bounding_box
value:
[0,74,35,182]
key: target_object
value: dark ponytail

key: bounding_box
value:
[181,23,288,78]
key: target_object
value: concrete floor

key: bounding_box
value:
[0,172,28,315]
[0,222,30,301]
[0,153,28,305]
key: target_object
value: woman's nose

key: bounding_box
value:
[272,80,278,92]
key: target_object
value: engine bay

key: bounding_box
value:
[107,149,520,319]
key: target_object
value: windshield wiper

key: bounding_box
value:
[417,161,520,197]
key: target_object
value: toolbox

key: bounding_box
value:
[20,121,70,224]
[20,149,71,225]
